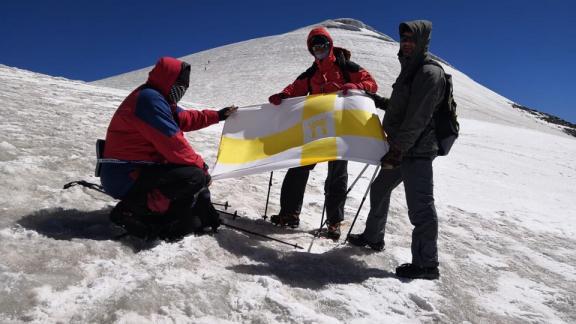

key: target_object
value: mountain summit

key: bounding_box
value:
[94,18,569,137]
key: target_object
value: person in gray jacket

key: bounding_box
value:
[348,20,445,280]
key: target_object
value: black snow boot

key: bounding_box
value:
[110,202,155,240]
[270,212,300,228]
[347,233,384,251]
[395,263,440,280]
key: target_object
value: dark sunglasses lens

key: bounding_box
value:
[312,43,329,51]
[401,36,414,43]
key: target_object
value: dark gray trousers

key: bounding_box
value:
[280,160,348,225]
[362,157,438,267]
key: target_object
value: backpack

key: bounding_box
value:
[407,60,459,156]
[425,60,459,156]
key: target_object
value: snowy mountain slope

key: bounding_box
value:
[94,18,570,138]
[2,56,576,323]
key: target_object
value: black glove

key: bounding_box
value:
[367,92,390,111]
[380,146,403,169]
[218,105,238,121]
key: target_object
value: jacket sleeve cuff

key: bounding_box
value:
[206,110,221,125]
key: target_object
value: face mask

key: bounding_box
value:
[168,83,187,103]
[314,48,330,60]
[168,62,191,103]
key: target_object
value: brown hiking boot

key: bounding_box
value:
[323,222,341,240]
[270,212,300,228]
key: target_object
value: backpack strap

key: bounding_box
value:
[296,64,317,95]
[334,47,361,83]
[63,180,108,195]
[95,139,105,177]
[408,60,447,150]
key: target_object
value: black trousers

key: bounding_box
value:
[280,160,348,225]
[115,165,213,237]
[362,157,438,267]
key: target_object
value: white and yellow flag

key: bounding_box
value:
[212,91,388,180]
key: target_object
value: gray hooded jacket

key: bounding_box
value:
[383,20,445,157]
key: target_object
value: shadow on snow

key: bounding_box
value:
[216,228,396,289]
[16,207,396,288]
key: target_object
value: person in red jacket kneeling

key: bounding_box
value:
[267,27,378,240]
[101,57,237,241]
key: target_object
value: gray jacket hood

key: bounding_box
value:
[398,20,432,70]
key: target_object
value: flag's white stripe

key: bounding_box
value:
[340,93,377,111]
[223,92,376,140]
[222,97,305,139]
[336,136,389,163]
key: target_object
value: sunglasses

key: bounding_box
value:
[400,35,415,43]
[311,42,330,51]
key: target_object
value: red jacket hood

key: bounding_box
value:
[146,57,182,97]
[307,27,334,56]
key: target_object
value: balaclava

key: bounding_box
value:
[310,35,331,60]
[168,62,191,104]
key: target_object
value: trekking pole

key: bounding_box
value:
[345,163,369,196]
[315,203,327,237]
[217,209,242,220]
[343,165,380,244]
[215,209,304,249]
[262,171,273,220]
[213,201,230,210]
[315,161,339,236]
[217,209,303,249]
[221,222,303,249]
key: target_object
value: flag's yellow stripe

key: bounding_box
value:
[217,124,303,164]
[334,109,384,140]
[302,93,337,120]
[300,137,337,166]
[299,94,338,165]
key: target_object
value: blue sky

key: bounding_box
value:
[1,0,575,123]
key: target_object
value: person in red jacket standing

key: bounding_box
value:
[267,27,378,239]
[101,56,237,241]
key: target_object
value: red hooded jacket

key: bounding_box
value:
[101,57,220,199]
[279,27,378,97]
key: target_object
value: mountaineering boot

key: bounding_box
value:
[324,222,341,240]
[270,212,300,228]
[110,202,153,240]
[347,233,385,251]
[395,263,440,280]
